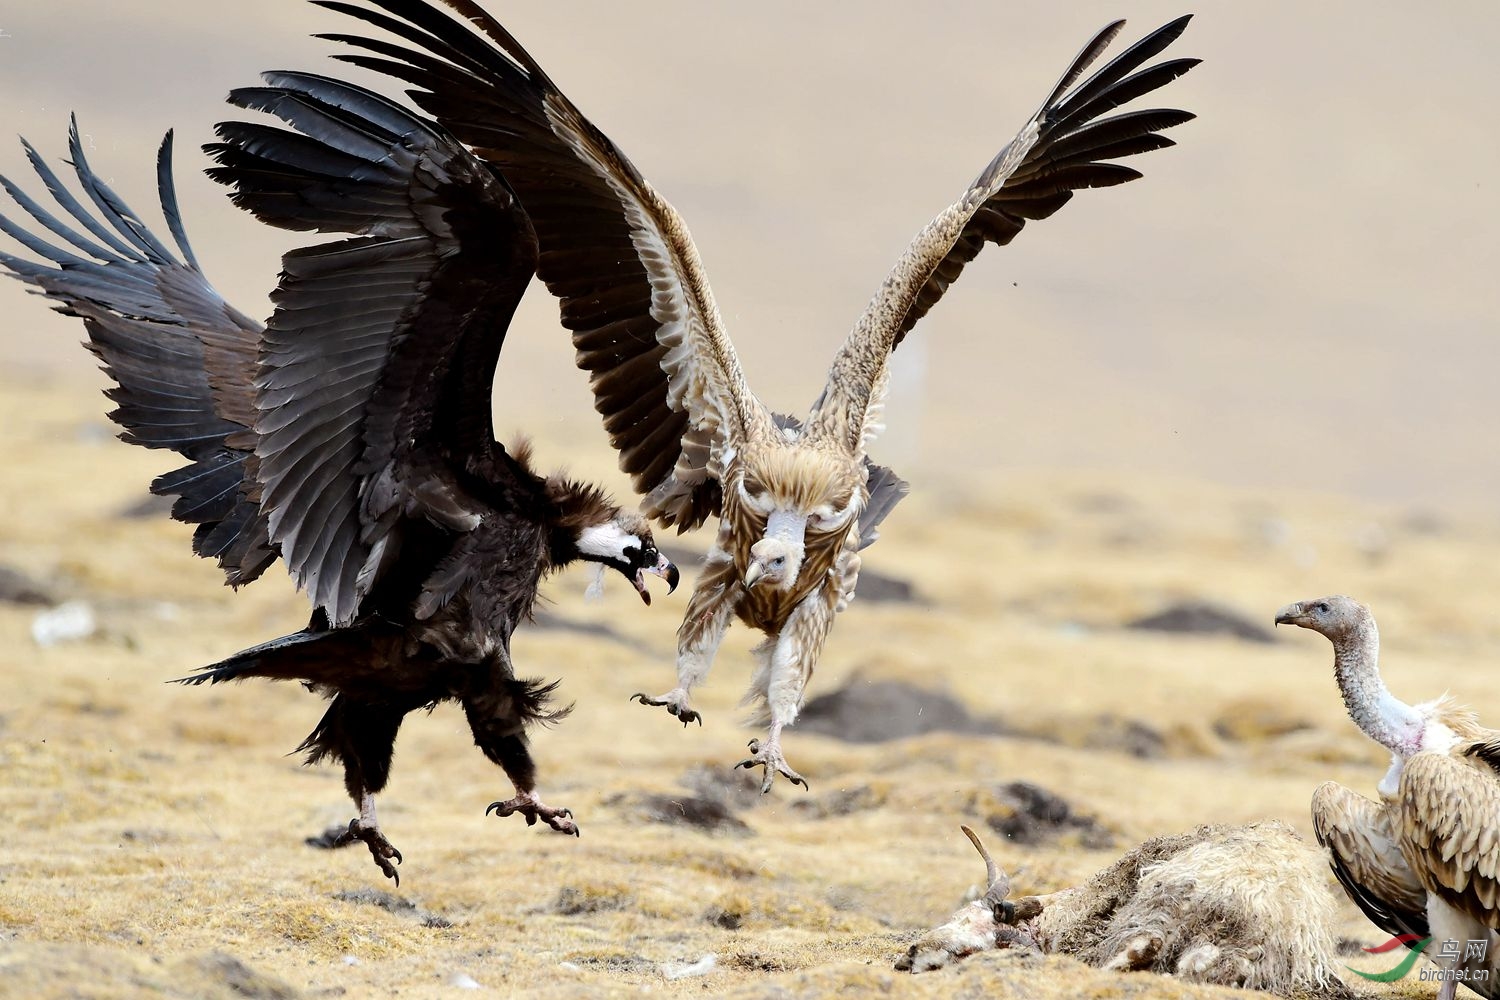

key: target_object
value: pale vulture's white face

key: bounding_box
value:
[736,464,862,593]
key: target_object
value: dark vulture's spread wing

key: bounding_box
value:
[206,71,540,625]
[809,17,1198,450]
[1,75,546,629]
[310,0,772,533]
[0,123,275,584]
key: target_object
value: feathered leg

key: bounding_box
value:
[301,695,408,883]
[736,588,836,792]
[632,553,739,726]
[464,666,578,836]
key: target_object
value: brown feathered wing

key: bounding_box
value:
[1310,781,1431,947]
[312,0,773,532]
[807,16,1200,453]
[1398,743,1500,932]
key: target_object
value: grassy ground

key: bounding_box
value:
[2,378,1495,998]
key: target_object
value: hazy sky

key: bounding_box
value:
[1,2,1497,506]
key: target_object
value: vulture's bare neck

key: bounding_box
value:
[1330,617,1422,757]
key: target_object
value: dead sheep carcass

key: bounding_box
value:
[897,820,1350,997]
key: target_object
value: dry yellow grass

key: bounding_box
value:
[4,379,1497,998]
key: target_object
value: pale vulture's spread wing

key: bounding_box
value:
[1311,781,1431,946]
[313,0,772,533]
[0,123,275,585]
[808,16,1199,453]
[1399,741,1500,930]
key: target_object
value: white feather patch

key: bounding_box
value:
[576,522,640,560]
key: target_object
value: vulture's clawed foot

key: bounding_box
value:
[333,818,404,885]
[736,737,809,793]
[486,790,580,837]
[629,689,702,727]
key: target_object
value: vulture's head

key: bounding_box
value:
[566,501,679,605]
[734,446,863,592]
[746,537,797,590]
[1274,595,1369,639]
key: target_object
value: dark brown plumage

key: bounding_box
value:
[0,79,677,883]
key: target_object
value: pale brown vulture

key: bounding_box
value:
[310,0,1201,788]
[0,82,677,883]
[1278,596,1499,998]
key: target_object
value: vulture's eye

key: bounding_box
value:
[1316,602,1329,614]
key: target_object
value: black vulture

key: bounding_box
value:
[0,79,678,882]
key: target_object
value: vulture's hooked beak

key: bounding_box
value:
[1273,603,1301,627]
[744,562,766,589]
[632,551,679,606]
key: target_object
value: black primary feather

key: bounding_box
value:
[0,124,273,584]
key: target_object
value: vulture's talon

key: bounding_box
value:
[631,689,701,726]
[334,817,405,883]
[486,791,580,836]
[736,737,808,793]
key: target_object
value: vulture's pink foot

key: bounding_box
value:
[486,790,580,836]
[629,688,702,726]
[736,737,809,793]
[333,818,403,885]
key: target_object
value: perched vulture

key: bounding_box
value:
[0,94,678,882]
[1278,596,1499,999]
[308,0,1201,788]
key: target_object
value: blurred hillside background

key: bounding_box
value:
[1,1,1496,507]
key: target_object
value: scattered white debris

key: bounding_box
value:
[557,962,581,973]
[661,954,716,980]
[449,972,481,989]
[341,955,361,967]
[31,601,97,647]
[584,563,607,601]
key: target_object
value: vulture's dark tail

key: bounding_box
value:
[173,626,375,687]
